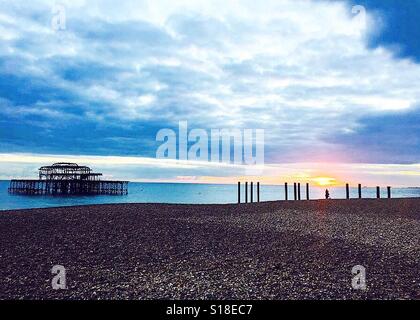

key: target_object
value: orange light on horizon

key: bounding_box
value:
[311,176,338,186]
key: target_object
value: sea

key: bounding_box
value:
[0,180,419,211]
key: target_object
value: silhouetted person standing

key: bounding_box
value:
[325,189,330,199]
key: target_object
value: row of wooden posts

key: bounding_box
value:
[237,182,392,204]
[346,184,392,200]
[237,182,261,203]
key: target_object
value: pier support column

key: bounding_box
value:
[285,183,288,201]
[238,182,241,204]
[298,183,301,200]
[257,182,260,202]
[387,186,391,199]
[293,183,297,201]
[306,183,309,200]
[250,182,254,203]
[245,182,248,203]
[376,186,380,199]
[346,183,350,199]
[358,184,362,199]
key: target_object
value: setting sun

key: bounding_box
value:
[312,177,338,186]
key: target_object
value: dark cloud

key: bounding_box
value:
[325,108,420,164]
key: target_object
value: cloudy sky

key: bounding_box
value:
[0,0,419,186]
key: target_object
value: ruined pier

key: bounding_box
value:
[8,162,128,196]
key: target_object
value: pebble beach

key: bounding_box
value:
[0,199,419,300]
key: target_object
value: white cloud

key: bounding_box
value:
[0,0,420,164]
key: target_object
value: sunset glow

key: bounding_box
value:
[311,177,338,187]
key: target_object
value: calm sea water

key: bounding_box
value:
[0,180,419,211]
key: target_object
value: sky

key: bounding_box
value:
[0,0,419,186]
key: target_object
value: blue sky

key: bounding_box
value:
[347,0,420,62]
[0,0,419,185]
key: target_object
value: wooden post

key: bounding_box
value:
[293,183,297,200]
[285,183,288,201]
[358,184,362,199]
[250,182,254,203]
[376,186,380,199]
[238,182,241,204]
[306,183,309,200]
[387,186,391,199]
[257,182,260,202]
[298,183,301,200]
[346,183,350,199]
[245,182,248,203]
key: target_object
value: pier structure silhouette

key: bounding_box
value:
[8,162,128,195]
